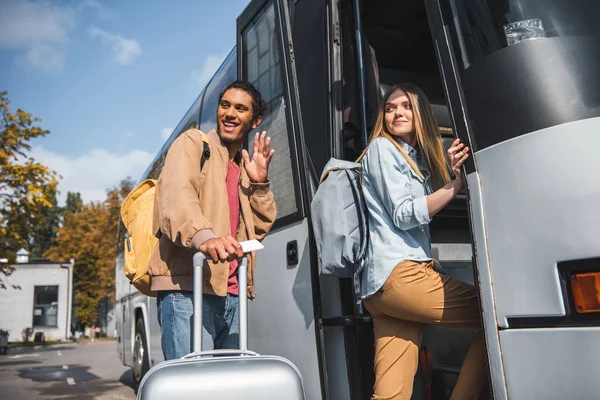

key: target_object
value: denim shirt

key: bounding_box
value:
[360,137,433,299]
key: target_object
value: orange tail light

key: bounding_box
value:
[571,272,600,313]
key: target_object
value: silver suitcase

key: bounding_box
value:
[137,247,306,400]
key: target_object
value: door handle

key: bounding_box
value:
[287,240,298,267]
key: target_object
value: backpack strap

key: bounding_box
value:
[154,130,211,241]
[345,168,369,313]
[197,130,211,170]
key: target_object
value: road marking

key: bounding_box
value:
[57,351,62,356]
[62,365,68,370]
[9,353,40,359]
[66,377,75,385]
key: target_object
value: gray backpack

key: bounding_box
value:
[310,158,369,303]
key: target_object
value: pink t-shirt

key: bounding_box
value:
[226,159,241,296]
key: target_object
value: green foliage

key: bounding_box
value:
[65,192,83,214]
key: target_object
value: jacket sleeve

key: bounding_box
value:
[363,139,430,231]
[248,182,276,241]
[157,130,216,248]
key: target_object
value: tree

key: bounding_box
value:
[105,178,135,257]
[45,201,111,325]
[44,178,135,326]
[30,185,61,259]
[0,90,58,289]
[65,192,83,214]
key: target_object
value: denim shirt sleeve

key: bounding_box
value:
[363,138,431,230]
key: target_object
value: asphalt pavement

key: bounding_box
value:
[0,340,136,399]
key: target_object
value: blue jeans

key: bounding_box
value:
[157,291,240,360]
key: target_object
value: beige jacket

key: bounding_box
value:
[148,128,276,298]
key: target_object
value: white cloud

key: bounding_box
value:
[0,0,75,70]
[191,54,226,88]
[30,146,154,205]
[77,0,113,20]
[21,43,66,71]
[161,128,173,141]
[0,0,114,71]
[0,0,74,48]
[88,25,141,65]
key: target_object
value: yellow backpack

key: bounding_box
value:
[120,179,159,297]
[120,130,211,297]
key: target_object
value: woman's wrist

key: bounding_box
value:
[450,171,464,192]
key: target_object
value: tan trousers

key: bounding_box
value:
[363,260,487,400]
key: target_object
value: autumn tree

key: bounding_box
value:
[0,90,59,289]
[45,179,135,326]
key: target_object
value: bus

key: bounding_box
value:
[115,0,600,398]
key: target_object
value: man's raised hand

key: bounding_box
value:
[242,131,275,184]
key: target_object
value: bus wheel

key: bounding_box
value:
[132,317,149,385]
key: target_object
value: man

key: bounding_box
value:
[148,80,276,360]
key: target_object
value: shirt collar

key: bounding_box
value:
[393,136,418,161]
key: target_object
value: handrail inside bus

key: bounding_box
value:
[353,0,369,149]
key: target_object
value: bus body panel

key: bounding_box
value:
[115,252,127,363]
[475,117,600,323]
[466,172,508,400]
[132,296,162,367]
[320,274,352,400]
[500,327,600,399]
[148,298,162,366]
[249,219,322,400]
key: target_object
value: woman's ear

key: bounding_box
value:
[251,115,263,129]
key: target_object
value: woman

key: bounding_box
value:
[360,83,486,400]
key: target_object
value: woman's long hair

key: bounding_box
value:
[358,83,450,190]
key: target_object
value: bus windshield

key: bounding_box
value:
[450,0,600,69]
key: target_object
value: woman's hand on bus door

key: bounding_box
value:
[425,139,470,217]
[242,131,275,184]
[447,138,469,180]
[196,236,243,263]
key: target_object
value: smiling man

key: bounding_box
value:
[149,80,277,359]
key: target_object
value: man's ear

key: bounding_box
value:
[251,115,262,129]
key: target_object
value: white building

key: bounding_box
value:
[0,249,73,342]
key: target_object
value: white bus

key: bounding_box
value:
[116,0,600,398]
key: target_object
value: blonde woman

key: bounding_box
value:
[360,83,486,400]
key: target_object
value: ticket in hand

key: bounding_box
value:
[240,239,264,253]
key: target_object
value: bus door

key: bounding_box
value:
[237,1,325,399]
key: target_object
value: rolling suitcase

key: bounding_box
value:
[137,241,306,400]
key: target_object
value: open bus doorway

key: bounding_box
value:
[320,1,486,399]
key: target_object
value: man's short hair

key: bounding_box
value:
[219,80,267,121]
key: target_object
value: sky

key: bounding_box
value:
[0,0,250,204]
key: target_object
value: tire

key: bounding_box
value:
[132,317,150,385]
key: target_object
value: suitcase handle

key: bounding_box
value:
[181,349,259,359]
[192,240,263,354]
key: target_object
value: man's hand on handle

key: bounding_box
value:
[197,236,243,263]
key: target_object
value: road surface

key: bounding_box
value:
[0,340,136,399]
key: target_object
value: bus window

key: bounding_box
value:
[241,2,299,220]
[199,49,237,133]
[142,87,207,181]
